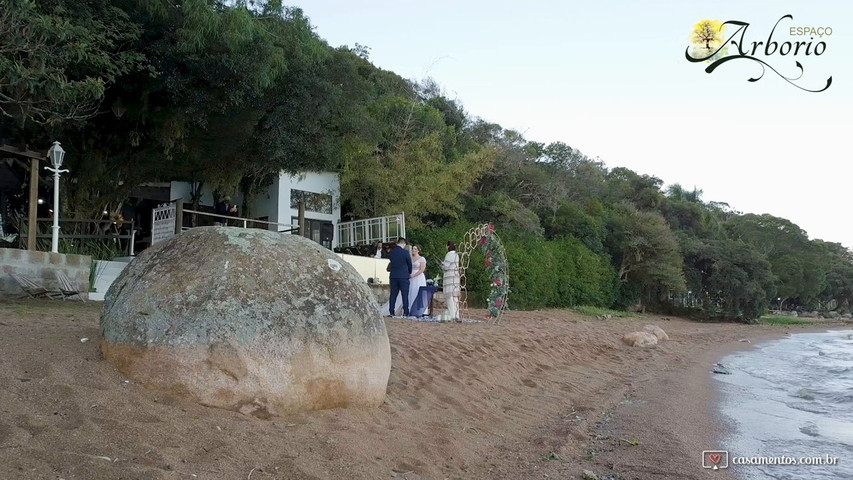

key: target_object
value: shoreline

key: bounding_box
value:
[578,323,853,480]
[1,299,851,480]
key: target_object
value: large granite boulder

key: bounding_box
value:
[99,227,391,416]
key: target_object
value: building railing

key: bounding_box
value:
[181,208,298,232]
[336,213,406,249]
[18,218,136,256]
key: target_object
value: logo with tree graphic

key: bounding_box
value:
[685,15,832,92]
[689,19,729,62]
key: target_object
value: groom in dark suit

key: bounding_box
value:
[388,237,413,317]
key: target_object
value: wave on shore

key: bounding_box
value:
[716,330,853,479]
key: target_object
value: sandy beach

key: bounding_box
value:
[0,299,849,479]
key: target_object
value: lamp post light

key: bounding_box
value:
[45,141,68,253]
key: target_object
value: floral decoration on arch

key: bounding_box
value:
[459,223,510,322]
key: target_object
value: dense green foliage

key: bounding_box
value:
[3,0,852,321]
[409,223,618,311]
[0,0,143,126]
[759,316,814,326]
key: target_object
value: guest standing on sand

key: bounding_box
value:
[387,238,412,317]
[442,241,460,321]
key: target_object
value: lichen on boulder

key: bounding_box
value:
[99,227,391,416]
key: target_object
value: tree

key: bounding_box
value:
[681,237,775,322]
[607,204,685,308]
[543,200,606,252]
[725,214,828,308]
[814,241,853,312]
[606,167,665,210]
[660,184,725,240]
[341,130,494,226]
[465,192,542,235]
[55,1,308,216]
[0,0,143,128]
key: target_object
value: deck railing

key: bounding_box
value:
[336,214,406,249]
[18,218,136,255]
[180,208,298,232]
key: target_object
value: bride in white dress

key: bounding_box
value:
[383,245,427,316]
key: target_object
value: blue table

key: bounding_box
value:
[410,286,438,317]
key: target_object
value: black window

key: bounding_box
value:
[292,216,333,249]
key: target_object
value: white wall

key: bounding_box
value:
[262,171,341,247]
[337,253,389,284]
[249,175,280,231]
[278,171,340,222]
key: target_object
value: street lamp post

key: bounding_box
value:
[45,141,67,253]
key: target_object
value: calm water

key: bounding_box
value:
[715,330,853,480]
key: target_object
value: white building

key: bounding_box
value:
[89,169,413,303]
[93,172,390,301]
[168,171,341,249]
[249,171,340,249]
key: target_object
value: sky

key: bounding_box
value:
[296,0,853,247]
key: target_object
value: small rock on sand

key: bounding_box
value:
[622,331,658,347]
[643,325,669,340]
[712,363,731,375]
[582,469,598,480]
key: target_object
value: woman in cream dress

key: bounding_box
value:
[442,241,460,321]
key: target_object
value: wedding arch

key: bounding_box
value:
[458,223,510,323]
